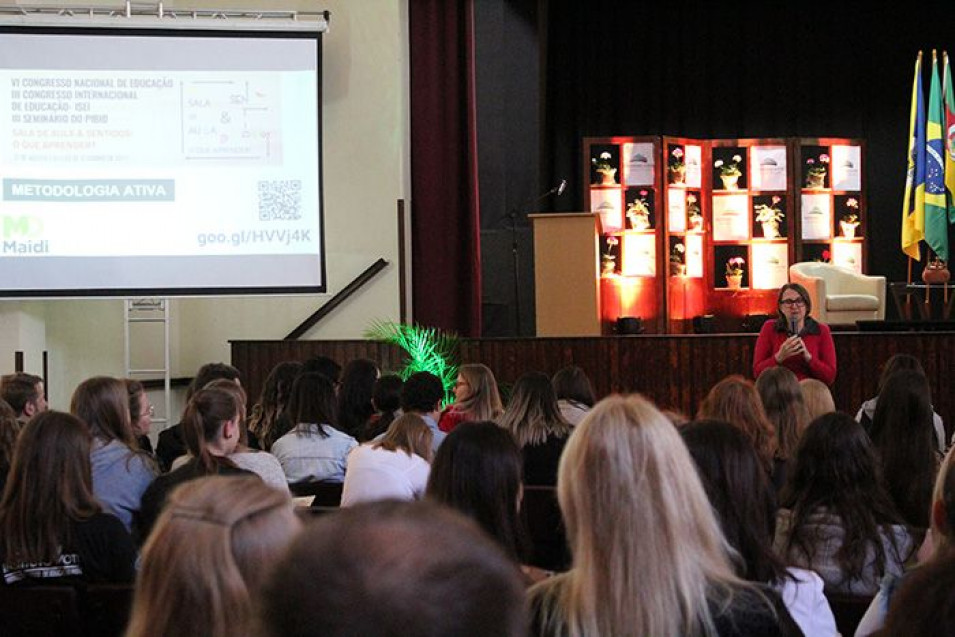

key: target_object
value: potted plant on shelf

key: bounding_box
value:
[687,193,703,231]
[626,191,652,230]
[714,154,743,190]
[725,256,745,289]
[592,151,617,186]
[668,147,686,185]
[840,198,860,238]
[754,196,784,239]
[602,235,618,275]
[805,153,830,189]
[669,241,686,276]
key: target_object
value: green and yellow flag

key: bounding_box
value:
[943,52,955,225]
[902,52,926,261]
[926,51,948,261]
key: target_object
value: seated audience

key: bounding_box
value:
[498,371,571,486]
[72,376,157,531]
[271,372,357,484]
[551,365,596,426]
[0,400,22,494]
[0,411,135,585]
[698,375,776,476]
[302,355,342,385]
[682,420,837,636]
[126,475,300,637]
[138,386,255,541]
[427,421,538,579]
[774,412,915,595]
[438,363,503,433]
[125,379,155,456]
[873,553,955,637]
[156,362,241,471]
[756,366,810,491]
[857,353,946,452]
[247,360,302,451]
[0,372,47,424]
[341,413,433,506]
[257,500,527,637]
[529,394,799,636]
[799,378,836,421]
[337,358,380,439]
[360,374,403,441]
[869,369,940,528]
[399,371,447,454]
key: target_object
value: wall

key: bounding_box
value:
[0,0,410,411]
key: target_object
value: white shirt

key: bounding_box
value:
[340,444,430,507]
[271,423,358,484]
[774,567,838,637]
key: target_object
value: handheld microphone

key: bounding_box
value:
[789,316,798,337]
[556,179,567,196]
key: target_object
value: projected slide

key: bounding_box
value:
[0,29,324,295]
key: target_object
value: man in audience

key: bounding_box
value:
[400,371,446,452]
[0,372,47,423]
[257,501,527,637]
[156,362,241,471]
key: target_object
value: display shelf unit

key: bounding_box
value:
[793,138,866,274]
[583,136,665,334]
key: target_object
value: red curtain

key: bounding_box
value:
[409,0,482,336]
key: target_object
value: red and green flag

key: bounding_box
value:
[925,50,949,261]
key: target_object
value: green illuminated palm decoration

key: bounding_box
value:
[364,321,459,405]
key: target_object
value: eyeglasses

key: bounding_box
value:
[779,299,805,307]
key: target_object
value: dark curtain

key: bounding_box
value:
[409,0,482,336]
[542,2,955,284]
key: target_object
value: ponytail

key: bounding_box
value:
[182,388,238,474]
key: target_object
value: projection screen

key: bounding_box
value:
[0,21,325,297]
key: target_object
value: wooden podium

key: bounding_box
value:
[529,213,602,336]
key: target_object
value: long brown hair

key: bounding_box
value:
[498,371,569,447]
[0,411,100,564]
[698,375,776,472]
[0,399,22,481]
[455,364,504,421]
[373,413,434,462]
[126,475,300,637]
[756,367,810,461]
[71,376,138,448]
[181,387,240,474]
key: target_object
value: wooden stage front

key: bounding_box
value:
[232,331,954,433]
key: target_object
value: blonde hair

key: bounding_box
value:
[530,394,754,637]
[126,475,301,637]
[373,413,434,462]
[455,364,503,421]
[930,445,955,559]
[799,378,836,421]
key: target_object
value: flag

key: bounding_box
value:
[902,52,926,261]
[944,52,955,224]
[925,51,948,261]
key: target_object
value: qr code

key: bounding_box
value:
[258,180,302,221]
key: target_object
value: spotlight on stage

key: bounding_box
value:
[692,315,715,334]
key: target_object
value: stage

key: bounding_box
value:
[231,330,953,438]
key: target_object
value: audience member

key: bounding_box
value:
[302,355,342,385]
[0,400,22,494]
[752,282,837,384]
[869,369,939,528]
[799,378,836,422]
[756,366,811,491]
[857,353,946,453]
[156,362,241,471]
[336,358,380,439]
[71,376,157,531]
[0,372,47,423]
[257,501,527,637]
[342,413,432,506]
[551,365,596,426]
[0,411,135,585]
[529,395,799,636]
[271,372,357,484]
[137,386,255,542]
[360,374,403,441]
[682,420,837,636]
[247,360,302,451]
[399,371,447,453]
[427,421,531,573]
[498,371,571,486]
[438,363,503,433]
[774,412,914,595]
[126,476,300,637]
[698,375,776,475]
[873,553,955,637]
[125,379,155,455]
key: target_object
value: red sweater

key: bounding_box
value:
[437,407,471,433]
[752,319,837,385]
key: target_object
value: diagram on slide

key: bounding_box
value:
[181,77,281,161]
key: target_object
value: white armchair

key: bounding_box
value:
[789,262,886,326]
